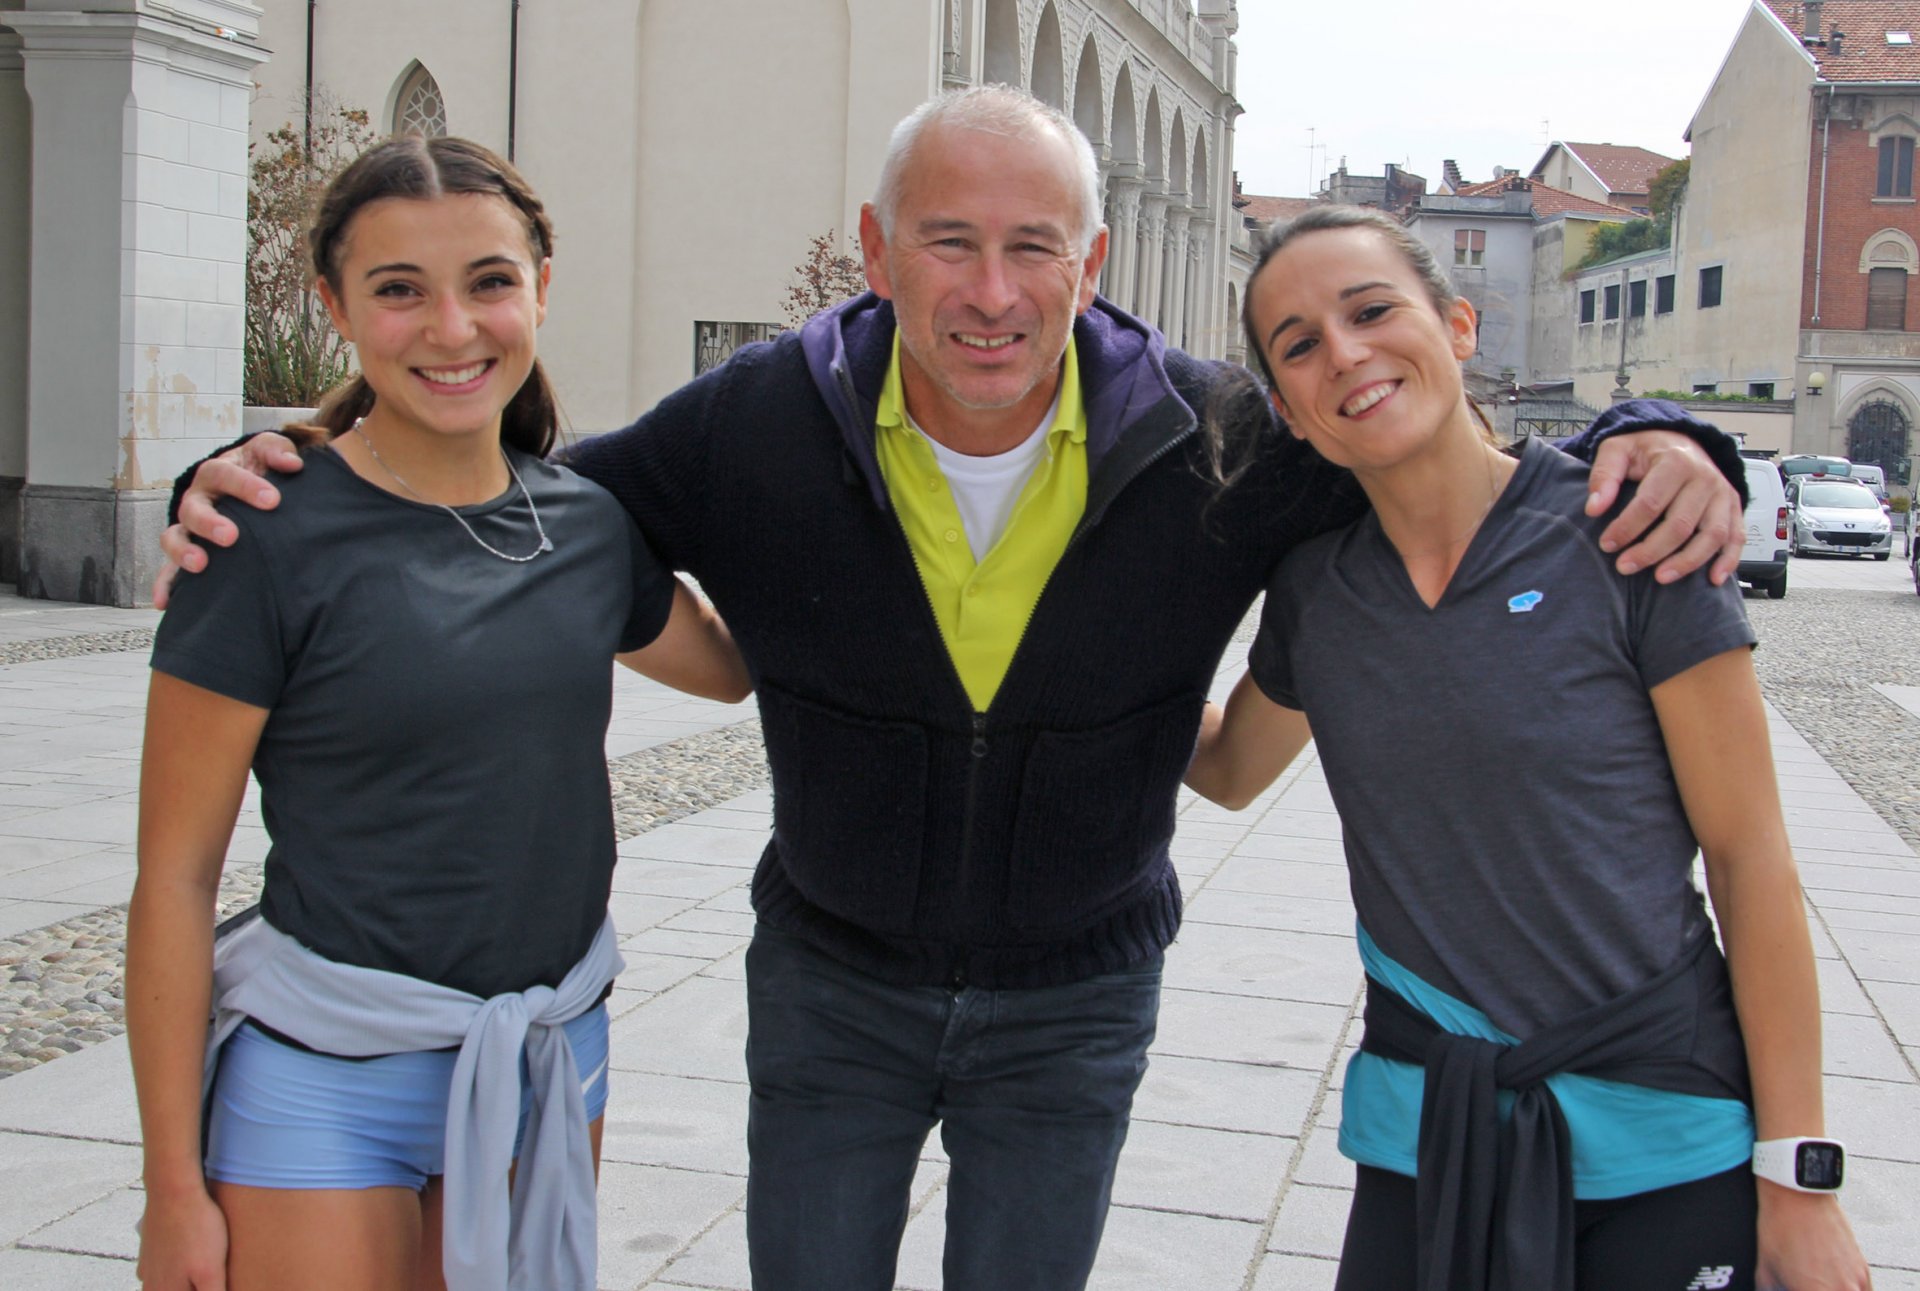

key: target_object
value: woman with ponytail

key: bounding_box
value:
[128,135,749,1291]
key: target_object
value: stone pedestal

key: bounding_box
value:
[8,3,265,604]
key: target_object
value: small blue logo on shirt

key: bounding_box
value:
[1507,590,1545,613]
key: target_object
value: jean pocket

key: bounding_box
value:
[1006,694,1203,934]
[756,681,929,935]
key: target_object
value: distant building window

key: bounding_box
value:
[1878,136,1915,197]
[1698,265,1723,309]
[1889,30,1914,44]
[1655,275,1676,314]
[1628,280,1647,318]
[1579,289,1596,324]
[694,320,781,375]
[1692,384,1716,395]
[1603,284,1621,320]
[394,65,447,138]
[1453,228,1486,267]
[1748,382,1775,399]
[1867,266,1909,329]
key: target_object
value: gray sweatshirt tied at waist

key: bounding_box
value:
[206,912,626,1291]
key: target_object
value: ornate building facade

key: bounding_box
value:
[0,0,1245,602]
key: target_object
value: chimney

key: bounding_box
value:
[1830,27,1845,58]
[1805,0,1824,41]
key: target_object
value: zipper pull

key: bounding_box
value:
[971,714,989,758]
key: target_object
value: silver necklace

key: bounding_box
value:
[354,423,554,562]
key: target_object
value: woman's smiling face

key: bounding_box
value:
[1249,225,1478,475]
[318,192,549,445]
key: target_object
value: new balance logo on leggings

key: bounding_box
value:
[1688,1266,1737,1290]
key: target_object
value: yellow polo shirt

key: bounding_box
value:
[875,334,1088,711]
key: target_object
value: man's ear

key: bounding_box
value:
[1077,225,1110,314]
[858,203,893,301]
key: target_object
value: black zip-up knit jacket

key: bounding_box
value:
[565,294,1729,990]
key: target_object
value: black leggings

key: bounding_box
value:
[1334,1164,1758,1291]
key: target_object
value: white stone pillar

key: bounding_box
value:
[0,26,29,582]
[1137,193,1168,333]
[11,4,266,605]
[1182,217,1213,355]
[1105,171,1143,312]
[1164,204,1193,350]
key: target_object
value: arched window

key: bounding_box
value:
[394,64,447,138]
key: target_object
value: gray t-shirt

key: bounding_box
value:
[1249,437,1757,1036]
[153,446,674,998]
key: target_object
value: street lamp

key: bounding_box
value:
[1806,370,1827,397]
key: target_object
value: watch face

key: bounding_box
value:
[1796,1141,1845,1189]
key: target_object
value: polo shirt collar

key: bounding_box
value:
[876,333,1085,448]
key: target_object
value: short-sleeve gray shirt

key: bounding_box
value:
[1249,437,1757,1035]
[153,447,674,998]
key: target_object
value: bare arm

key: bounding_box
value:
[1587,431,1744,586]
[1651,650,1870,1291]
[615,579,751,703]
[129,672,270,1289]
[1183,672,1313,811]
[153,433,305,609]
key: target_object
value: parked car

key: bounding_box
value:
[1849,463,1889,503]
[1786,478,1893,560]
[1779,453,1853,482]
[1738,457,1790,598]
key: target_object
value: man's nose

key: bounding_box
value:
[964,251,1021,317]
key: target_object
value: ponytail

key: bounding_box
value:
[501,358,563,457]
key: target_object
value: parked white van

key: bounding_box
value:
[1739,456,1790,598]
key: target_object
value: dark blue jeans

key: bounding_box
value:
[743,923,1163,1291]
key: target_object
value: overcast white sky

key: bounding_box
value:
[1230,0,1761,196]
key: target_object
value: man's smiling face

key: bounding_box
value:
[860,121,1107,449]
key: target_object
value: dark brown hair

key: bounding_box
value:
[292,135,561,456]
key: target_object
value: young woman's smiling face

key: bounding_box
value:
[1249,226,1478,475]
[318,192,549,446]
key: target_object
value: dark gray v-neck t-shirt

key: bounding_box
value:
[1249,437,1756,1036]
[153,446,674,998]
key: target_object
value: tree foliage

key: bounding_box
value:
[1577,158,1690,272]
[244,101,377,407]
[781,231,869,330]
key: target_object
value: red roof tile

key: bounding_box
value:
[1553,143,1678,197]
[1763,1,1920,81]
[1452,176,1633,219]
[1236,194,1320,224]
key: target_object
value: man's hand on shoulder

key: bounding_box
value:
[153,432,305,609]
[1584,430,1743,586]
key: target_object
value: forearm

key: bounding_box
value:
[125,877,219,1198]
[1183,673,1311,811]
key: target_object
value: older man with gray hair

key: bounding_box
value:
[162,85,1745,1290]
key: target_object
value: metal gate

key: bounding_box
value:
[1513,395,1604,440]
[1847,399,1913,486]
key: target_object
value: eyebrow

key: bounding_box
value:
[363,254,524,279]
[1264,281,1396,350]
[914,218,1069,243]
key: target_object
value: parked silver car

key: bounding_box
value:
[1787,479,1893,560]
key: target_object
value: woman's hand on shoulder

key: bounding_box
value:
[137,1185,229,1290]
[1757,1184,1873,1291]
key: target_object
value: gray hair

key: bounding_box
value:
[873,85,1104,255]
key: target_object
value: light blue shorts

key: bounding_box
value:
[203,1002,611,1191]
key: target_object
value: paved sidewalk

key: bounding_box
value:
[1,583,1917,1288]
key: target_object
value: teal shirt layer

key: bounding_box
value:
[1341,925,1754,1200]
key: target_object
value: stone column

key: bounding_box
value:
[1184,224,1208,355]
[1136,192,1168,333]
[11,3,266,605]
[0,26,28,582]
[1104,170,1143,312]
[1164,203,1193,350]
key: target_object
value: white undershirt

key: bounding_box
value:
[908,389,1062,563]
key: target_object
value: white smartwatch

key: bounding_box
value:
[1751,1137,1846,1192]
